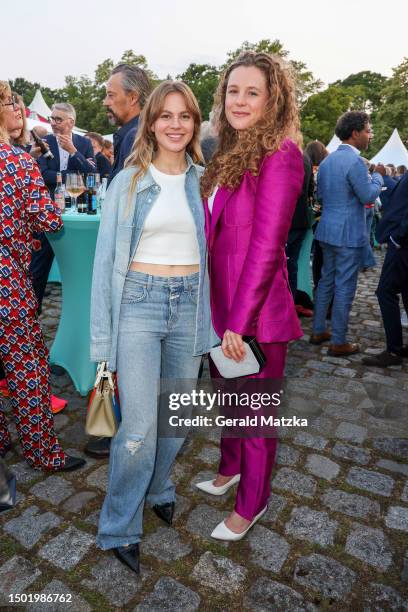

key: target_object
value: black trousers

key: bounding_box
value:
[376,244,408,353]
[29,233,54,314]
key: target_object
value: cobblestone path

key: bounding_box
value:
[1,260,408,611]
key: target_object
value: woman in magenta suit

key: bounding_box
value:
[197,52,304,540]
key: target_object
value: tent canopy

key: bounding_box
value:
[26,117,52,133]
[28,89,52,120]
[27,89,86,134]
[370,128,408,166]
[326,134,342,153]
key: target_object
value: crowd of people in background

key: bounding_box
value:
[1,52,408,575]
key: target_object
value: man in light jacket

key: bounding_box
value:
[310,111,385,356]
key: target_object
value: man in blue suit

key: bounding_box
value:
[310,111,385,356]
[31,103,95,312]
[363,173,408,366]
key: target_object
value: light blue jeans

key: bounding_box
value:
[361,207,377,269]
[97,271,201,549]
[312,242,364,345]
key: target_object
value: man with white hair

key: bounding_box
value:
[32,103,95,313]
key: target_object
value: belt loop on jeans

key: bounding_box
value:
[146,275,153,292]
[183,276,189,292]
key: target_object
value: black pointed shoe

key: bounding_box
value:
[153,502,175,525]
[84,436,111,458]
[113,544,140,574]
[58,455,86,472]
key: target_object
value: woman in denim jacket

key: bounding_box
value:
[90,81,215,573]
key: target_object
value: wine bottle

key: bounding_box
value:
[31,129,54,160]
[54,173,65,211]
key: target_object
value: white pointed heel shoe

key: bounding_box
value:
[211,505,267,541]
[195,474,240,496]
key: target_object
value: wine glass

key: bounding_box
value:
[65,173,85,213]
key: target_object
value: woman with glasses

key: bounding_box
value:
[0,81,85,472]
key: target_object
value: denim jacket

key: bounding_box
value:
[90,155,217,371]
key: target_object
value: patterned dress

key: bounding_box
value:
[0,142,66,469]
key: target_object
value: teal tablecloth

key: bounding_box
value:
[48,258,61,283]
[46,212,100,396]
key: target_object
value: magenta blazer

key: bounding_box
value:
[205,139,304,343]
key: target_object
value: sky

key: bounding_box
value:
[2,0,407,90]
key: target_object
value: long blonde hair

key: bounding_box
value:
[201,52,302,198]
[125,81,203,199]
[11,92,29,147]
[0,81,11,143]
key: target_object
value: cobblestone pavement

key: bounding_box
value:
[1,258,408,611]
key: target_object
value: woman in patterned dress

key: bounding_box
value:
[0,81,83,471]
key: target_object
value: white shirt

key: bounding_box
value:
[208,186,219,214]
[133,164,200,265]
[58,143,70,172]
[341,143,360,155]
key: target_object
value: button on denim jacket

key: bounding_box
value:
[90,156,217,371]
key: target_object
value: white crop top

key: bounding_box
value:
[208,186,219,214]
[133,164,200,265]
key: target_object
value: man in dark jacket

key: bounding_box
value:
[104,63,151,185]
[32,103,96,312]
[286,152,314,315]
[363,172,408,366]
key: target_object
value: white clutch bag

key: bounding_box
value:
[209,336,267,379]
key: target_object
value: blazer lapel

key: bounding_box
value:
[49,135,60,170]
[210,186,233,238]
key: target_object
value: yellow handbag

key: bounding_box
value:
[86,362,121,437]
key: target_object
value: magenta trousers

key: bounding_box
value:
[210,342,287,521]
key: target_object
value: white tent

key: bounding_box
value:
[370,128,408,166]
[26,117,52,133]
[326,134,342,153]
[28,89,52,120]
[27,89,87,134]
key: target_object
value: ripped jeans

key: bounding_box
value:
[97,271,201,549]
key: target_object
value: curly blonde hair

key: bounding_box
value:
[201,52,302,198]
[125,80,203,202]
[0,81,11,143]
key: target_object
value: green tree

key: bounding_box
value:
[119,50,159,82]
[94,59,115,87]
[223,39,288,67]
[222,39,322,106]
[301,85,355,145]
[9,77,57,109]
[370,58,408,153]
[57,50,160,132]
[177,63,220,120]
[59,75,109,133]
[332,70,388,113]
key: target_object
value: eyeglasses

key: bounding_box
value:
[50,115,66,124]
[2,95,18,110]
